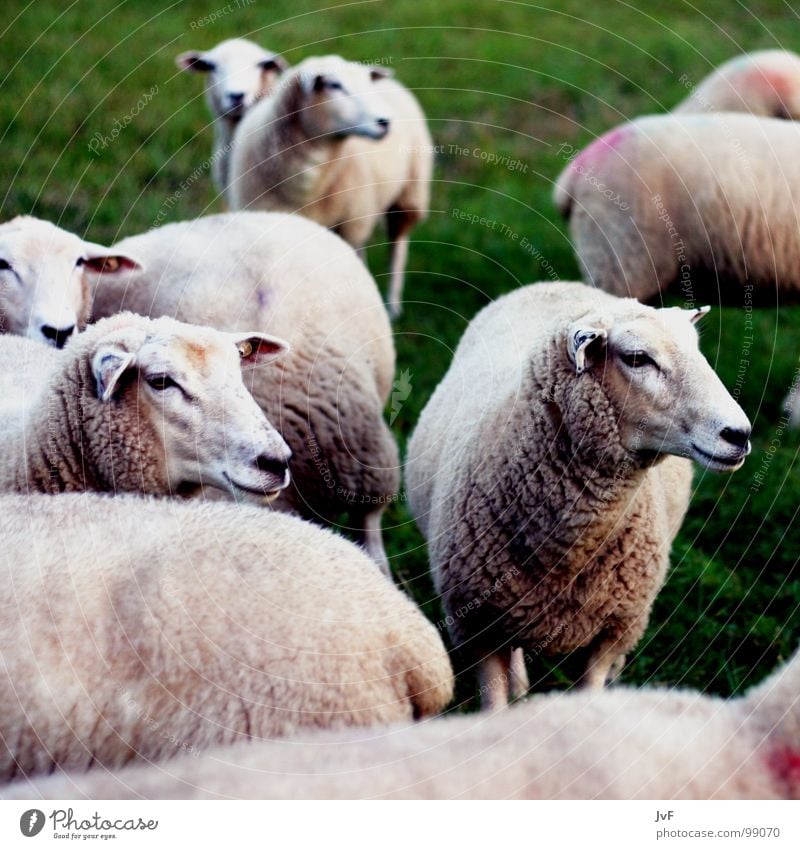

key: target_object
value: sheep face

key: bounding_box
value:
[176,39,287,122]
[0,217,140,349]
[83,315,292,499]
[568,303,752,472]
[296,56,393,141]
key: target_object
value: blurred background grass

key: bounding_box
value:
[2,0,798,706]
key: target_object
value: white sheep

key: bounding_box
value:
[0,216,140,347]
[0,492,454,780]
[176,38,287,193]
[88,211,400,573]
[674,50,800,118]
[228,55,433,317]
[9,643,798,799]
[553,113,800,303]
[406,282,751,709]
[0,312,292,499]
[552,113,800,425]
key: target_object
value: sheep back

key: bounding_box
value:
[0,493,454,780]
[90,212,399,521]
[555,113,800,302]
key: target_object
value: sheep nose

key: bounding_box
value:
[720,425,751,449]
[228,92,245,106]
[255,454,290,481]
[376,117,390,132]
[41,323,75,348]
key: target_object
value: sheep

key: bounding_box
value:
[88,211,400,574]
[228,55,433,317]
[0,312,293,499]
[0,216,141,347]
[0,492,454,781]
[405,282,752,710]
[552,113,800,304]
[0,333,53,402]
[8,643,798,799]
[176,38,287,194]
[674,49,800,118]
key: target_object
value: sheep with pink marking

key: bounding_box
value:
[6,643,799,799]
[674,49,800,118]
[553,113,800,303]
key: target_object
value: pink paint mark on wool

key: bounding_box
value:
[571,126,631,173]
[766,745,800,798]
[744,66,791,98]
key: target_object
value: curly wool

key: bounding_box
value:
[0,493,454,781]
[406,283,693,671]
[0,321,172,495]
[8,646,800,800]
[90,212,399,526]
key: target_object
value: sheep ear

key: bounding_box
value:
[232,333,290,366]
[370,65,393,81]
[259,54,288,74]
[93,347,136,401]
[82,243,143,275]
[567,324,608,375]
[688,305,711,325]
[176,51,215,73]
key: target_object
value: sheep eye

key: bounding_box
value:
[146,374,180,391]
[620,351,657,369]
[326,81,344,92]
[0,259,10,271]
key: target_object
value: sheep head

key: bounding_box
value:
[566,301,752,472]
[176,38,287,122]
[0,216,140,349]
[71,313,292,500]
[293,55,394,141]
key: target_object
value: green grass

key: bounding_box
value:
[3,0,799,707]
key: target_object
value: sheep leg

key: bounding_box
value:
[606,653,627,684]
[359,506,391,578]
[387,232,410,319]
[478,649,511,711]
[386,207,417,319]
[508,648,530,700]
[578,638,625,690]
